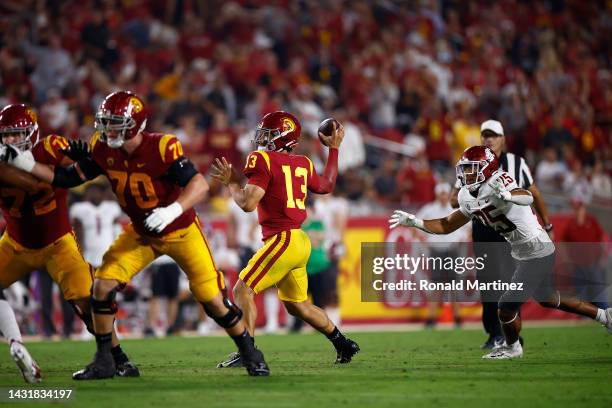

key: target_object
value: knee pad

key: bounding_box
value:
[90,286,120,315]
[69,300,95,334]
[202,297,243,329]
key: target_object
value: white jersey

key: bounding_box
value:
[70,200,122,267]
[229,200,262,251]
[457,171,554,260]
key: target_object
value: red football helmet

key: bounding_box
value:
[0,104,39,151]
[95,91,147,148]
[456,146,499,191]
[254,111,301,152]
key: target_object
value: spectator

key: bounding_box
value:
[397,155,436,206]
[536,147,568,193]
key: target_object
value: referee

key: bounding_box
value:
[450,119,554,349]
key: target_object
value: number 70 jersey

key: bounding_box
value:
[244,150,318,241]
[457,170,554,260]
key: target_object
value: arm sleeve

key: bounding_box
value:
[243,152,270,190]
[308,148,339,194]
[165,157,198,187]
[53,158,102,188]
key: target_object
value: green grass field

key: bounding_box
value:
[1,324,610,408]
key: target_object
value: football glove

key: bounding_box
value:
[144,202,183,233]
[489,181,512,201]
[388,210,424,230]
[6,146,36,173]
[60,140,90,162]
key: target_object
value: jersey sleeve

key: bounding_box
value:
[243,151,271,190]
[457,190,473,218]
[39,134,70,165]
[159,134,185,171]
[498,172,519,190]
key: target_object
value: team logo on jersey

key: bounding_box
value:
[466,203,471,211]
[281,117,295,135]
[107,157,114,166]
[128,97,143,114]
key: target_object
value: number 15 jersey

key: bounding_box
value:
[244,150,320,240]
[457,170,554,260]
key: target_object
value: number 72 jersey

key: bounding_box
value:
[457,170,553,260]
[244,150,321,240]
[0,135,71,249]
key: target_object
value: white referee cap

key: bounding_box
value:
[480,119,504,136]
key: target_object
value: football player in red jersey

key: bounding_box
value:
[6,91,269,377]
[0,104,138,381]
[211,111,360,368]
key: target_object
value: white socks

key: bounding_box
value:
[595,308,608,324]
[0,299,23,343]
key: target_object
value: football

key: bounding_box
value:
[318,117,340,146]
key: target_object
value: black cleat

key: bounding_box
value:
[116,361,140,377]
[216,351,244,368]
[335,338,360,364]
[242,349,270,376]
[72,352,115,380]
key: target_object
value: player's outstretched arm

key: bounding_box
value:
[210,157,265,212]
[389,209,470,234]
[309,123,345,194]
[144,158,207,233]
[1,143,101,188]
[0,162,51,194]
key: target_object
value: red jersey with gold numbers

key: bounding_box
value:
[90,131,196,237]
[243,150,319,240]
[0,135,71,249]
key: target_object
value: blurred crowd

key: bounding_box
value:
[0,0,610,210]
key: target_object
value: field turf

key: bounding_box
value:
[0,324,610,408]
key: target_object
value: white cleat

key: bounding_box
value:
[482,342,523,360]
[10,340,42,384]
[605,308,612,334]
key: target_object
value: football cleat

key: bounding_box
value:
[482,342,523,359]
[480,335,504,350]
[10,340,42,384]
[605,308,612,333]
[216,351,244,368]
[116,361,140,377]
[72,352,116,380]
[335,338,360,364]
[242,349,270,377]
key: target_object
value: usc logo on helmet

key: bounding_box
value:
[281,118,295,135]
[26,108,37,123]
[128,97,143,114]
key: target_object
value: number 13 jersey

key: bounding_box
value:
[243,150,318,240]
[457,170,554,260]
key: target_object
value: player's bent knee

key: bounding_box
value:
[202,297,243,328]
[90,283,121,315]
[539,291,560,309]
[189,278,221,303]
[233,280,253,299]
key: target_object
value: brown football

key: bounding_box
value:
[318,118,340,146]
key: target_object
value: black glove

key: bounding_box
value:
[60,140,91,162]
[0,144,19,162]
